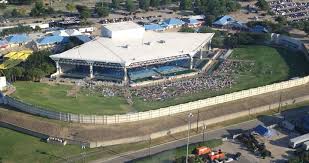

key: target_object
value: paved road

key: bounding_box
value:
[92,107,308,163]
[92,119,266,163]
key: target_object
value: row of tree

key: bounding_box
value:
[0,25,35,37]
[179,25,271,48]
[2,50,56,82]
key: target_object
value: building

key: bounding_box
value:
[5,34,30,47]
[161,18,185,29]
[183,18,203,27]
[52,29,82,37]
[0,40,8,50]
[50,21,214,83]
[144,24,165,31]
[35,35,69,50]
[212,15,247,30]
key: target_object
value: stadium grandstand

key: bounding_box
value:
[50,21,214,84]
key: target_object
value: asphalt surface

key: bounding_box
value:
[92,107,309,163]
[93,118,267,163]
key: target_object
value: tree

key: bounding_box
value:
[95,2,109,17]
[76,5,91,19]
[204,14,216,26]
[30,1,45,17]
[11,8,21,17]
[161,0,171,6]
[179,0,191,10]
[0,3,7,9]
[304,26,309,35]
[139,0,150,10]
[275,16,287,25]
[66,3,75,13]
[126,0,135,12]
[112,0,120,9]
[150,0,160,8]
[256,0,269,10]
[179,27,195,32]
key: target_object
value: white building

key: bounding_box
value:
[50,21,214,83]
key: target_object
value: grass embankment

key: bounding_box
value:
[10,45,309,114]
[11,82,131,115]
[1,101,308,162]
[132,45,309,110]
[0,127,93,163]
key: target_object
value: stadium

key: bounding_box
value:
[50,21,214,84]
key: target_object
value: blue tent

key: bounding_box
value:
[254,125,273,137]
[6,34,30,44]
[74,35,92,43]
[249,25,269,33]
[161,18,185,27]
[37,35,68,45]
[144,24,165,31]
[0,39,8,46]
[212,15,235,26]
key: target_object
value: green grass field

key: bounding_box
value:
[11,82,131,115]
[131,45,309,110]
[0,127,92,163]
[10,45,309,114]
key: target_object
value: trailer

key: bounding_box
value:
[289,133,309,148]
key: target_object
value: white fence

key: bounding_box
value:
[5,75,309,124]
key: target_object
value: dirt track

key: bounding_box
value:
[1,83,309,142]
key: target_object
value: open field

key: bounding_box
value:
[11,82,131,115]
[0,127,93,163]
[10,45,309,114]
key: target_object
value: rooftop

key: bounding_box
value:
[102,21,144,32]
[51,31,214,67]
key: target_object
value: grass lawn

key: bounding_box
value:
[132,139,223,163]
[11,82,131,115]
[132,45,309,111]
[10,45,309,114]
[0,127,93,163]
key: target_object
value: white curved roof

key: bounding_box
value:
[50,31,214,66]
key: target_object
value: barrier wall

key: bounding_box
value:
[89,95,309,147]
[5,75,309,124]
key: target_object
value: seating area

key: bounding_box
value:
[94,67,124,79]
[154,66,188,75]
[128,68,159,81]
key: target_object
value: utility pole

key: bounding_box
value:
[196,110,199,132]
[148,136,151,157]
[203,123,206,142]
[278,92,282,113]
[186,113,193,163]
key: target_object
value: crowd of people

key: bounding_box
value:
[131,60,255,101]
[99,15,163,24]
[269,0,309,21]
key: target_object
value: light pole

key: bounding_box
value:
[203,123,207,142]
[186,113,193,163]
